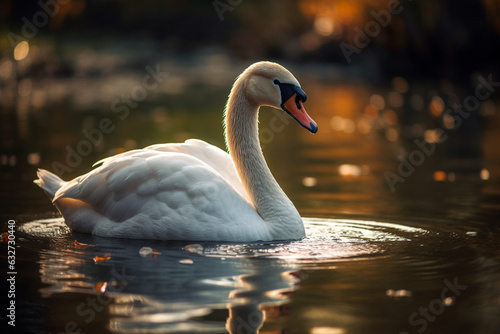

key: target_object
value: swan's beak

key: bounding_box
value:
[282,93,318,134]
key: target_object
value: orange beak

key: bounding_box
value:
[282,93,318,134]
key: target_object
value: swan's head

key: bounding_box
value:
[243,61,318,134]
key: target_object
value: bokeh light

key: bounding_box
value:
[369,94,385,110]
[430,96,445,117]
[314,17,335,36]
[14,41,29,61]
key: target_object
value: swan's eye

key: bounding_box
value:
[273,79,280,85]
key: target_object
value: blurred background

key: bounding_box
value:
[1,1,500,333]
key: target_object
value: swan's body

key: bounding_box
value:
[35,61,317,242]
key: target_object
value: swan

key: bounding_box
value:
[34,61,318,242]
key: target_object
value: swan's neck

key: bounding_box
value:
[224,80,304,240]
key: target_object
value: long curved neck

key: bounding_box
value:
[224,78,304,239]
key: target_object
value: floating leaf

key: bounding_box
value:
[151,249,161,257]
[94,254,111,263]
[179,259,194,264]
[74,240,89,249]
[95,282,108,293]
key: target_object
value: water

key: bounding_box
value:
[4,216,498,333]
[1,58,500,333]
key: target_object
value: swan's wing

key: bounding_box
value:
[53,149,265,240]
[146,139,250,203]
[96,139,250,203]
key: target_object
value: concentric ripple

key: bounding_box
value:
[20,217,429,264]
[201,217,428,263]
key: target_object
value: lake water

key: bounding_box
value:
[1,57,499,333]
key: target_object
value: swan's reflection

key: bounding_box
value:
[27,217,424,333]
[33,219,301,333]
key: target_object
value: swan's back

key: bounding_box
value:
[37,140,269,241]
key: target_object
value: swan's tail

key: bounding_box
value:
[34,169,65,200]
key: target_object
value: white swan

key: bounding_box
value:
[34,61,318,242]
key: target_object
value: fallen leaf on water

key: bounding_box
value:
[95,282,108,293]
[179,259,194,265]
[94,254,111,263]
[151,249,161,257]
[74,240,89,249]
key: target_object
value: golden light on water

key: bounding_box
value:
[357,118,372,134]
[310,327,345,334]
[364,105,379,119]
[27,152,41,165]
[1,155,17,166]
[339,164,361,176]
[424,129,441,143]
[480,168,490,180]
[386,289,412,297]
[433,170,447,181]
[382,109,398,126]
[338,164,369,177]
[430,96,445,117]
[314,17,335,36]
[385,128,398,142]
[303,177,318,187]
[443,113,455,129]
[330,116,355,133]
[14,41,30,61]
[443,296,454,306]
[369,94,385,110]
[448,172,456,182]
[432,171,456,182]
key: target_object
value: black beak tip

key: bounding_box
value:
[309,122,318,134]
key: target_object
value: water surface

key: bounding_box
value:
[1,59,499,334]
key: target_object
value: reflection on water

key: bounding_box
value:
[18,217,435,333]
